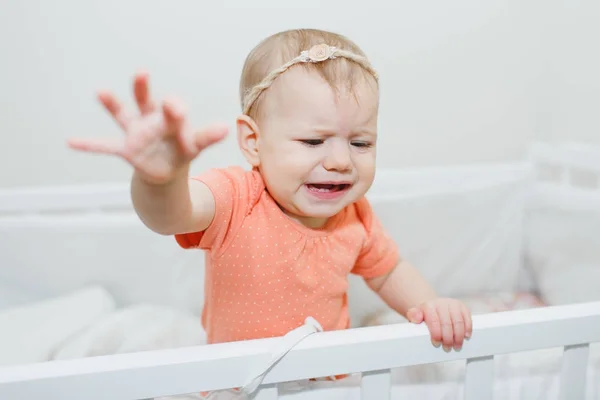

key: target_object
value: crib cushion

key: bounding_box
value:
[0,280,40,310]
[0,163,532,321]
[0,211,206,316]
[526,183,600,305]
[346,163,533,326]
[366,163,532,299]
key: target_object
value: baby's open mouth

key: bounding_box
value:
[306,183,351,192]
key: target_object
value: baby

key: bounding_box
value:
[69,29,472,355]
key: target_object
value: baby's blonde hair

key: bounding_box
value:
[239,29,378,120]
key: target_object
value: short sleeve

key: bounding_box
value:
[351,197,401,279]
[174,166,263,253]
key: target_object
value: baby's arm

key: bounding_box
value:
[131,170,215,236]
[366,261,473,351]
[68,71,227,236]
[366,260,437,316]
[353,197,472,350]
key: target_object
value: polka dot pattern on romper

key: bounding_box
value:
[174,166,400,344]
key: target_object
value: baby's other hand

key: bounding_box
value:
[406,298,472,352]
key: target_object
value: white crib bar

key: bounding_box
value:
[465,355,494,400]
[0,302,598,400]
[559,343,590,400]
[360,369,391,399]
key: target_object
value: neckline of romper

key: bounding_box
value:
[254,173,344,239]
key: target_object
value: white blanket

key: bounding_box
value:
[0,286,115,366]
[52,304,206,360]
[0,286,206,366]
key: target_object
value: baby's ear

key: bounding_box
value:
[236,114,261,167]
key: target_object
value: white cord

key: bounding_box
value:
[202,317,323,399]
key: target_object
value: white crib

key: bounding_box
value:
[0,142,599,399]
[0,302,599,400]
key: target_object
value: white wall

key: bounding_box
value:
[0,0,597,188]
[533,1,600,144]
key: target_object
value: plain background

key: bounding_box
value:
[1,0,598,188]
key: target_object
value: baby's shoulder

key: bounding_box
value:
[345,196,376,227]
[195,165,265,203]
[199,165,261,184]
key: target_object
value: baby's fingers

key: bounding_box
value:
[67,137,124,156]
[162,97,195,155]
[133,71,156,115]
[162,98,228,160]
[98,91,132,131]
[406,307,424,324]
[422,305,442,347]
[462,302,473,339]
[437,303,455,352]
[193,124,229,152]
[450,301,466,351]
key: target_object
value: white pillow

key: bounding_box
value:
[525,183,600,305]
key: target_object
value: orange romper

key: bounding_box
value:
[175,166,400,345]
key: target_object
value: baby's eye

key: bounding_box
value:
[351,141,372,148]
[300,139,324,146]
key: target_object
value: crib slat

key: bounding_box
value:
[559,343,589,400]
[254,383,278,400]
[361,369,391,400]
[464,355,494,400]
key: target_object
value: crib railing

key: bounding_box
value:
[0,301,598,400]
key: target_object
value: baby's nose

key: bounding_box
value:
[323,145,352,172]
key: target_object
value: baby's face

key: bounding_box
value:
[255,68,379,228]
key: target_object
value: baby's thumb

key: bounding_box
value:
[193,123,229,152]
[406,307,424,324]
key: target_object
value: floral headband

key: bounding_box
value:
[242,43,379,115]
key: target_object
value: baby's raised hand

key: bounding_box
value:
[407,298,472,352]
[68,71,228,185]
